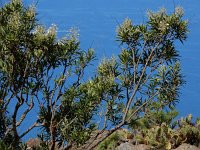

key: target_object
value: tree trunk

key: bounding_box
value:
[50,124,56,150]
[12,131,20,150]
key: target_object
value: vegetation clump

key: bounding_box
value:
[134,114,200,149]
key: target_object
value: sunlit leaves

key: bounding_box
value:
[117,18,141,46]
[98,57,119,77]
[118,49,131,66]
[147,7,188,42]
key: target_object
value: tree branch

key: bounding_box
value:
[19,122,40,139]
[123,42,160,122]
[16,96,34,127]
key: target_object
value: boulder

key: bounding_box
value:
[173,143,200,150]
[116,143,150,150]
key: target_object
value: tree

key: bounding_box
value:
[0,0,96,149]
[0,0,188,150]
[79,8,187,150]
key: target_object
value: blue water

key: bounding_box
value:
[3,0,200,139]
[30,0,200,117]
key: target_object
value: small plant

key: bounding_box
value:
[175,114,200,147]
[135,123,175,149]
[97,130,127,150]
[134,114,200,149]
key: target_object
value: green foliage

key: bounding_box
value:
[0,140,11,150]
[115,7,190,150]
[0,101,7,139]
[0,140,28,150]
[130,108,178,130]
[97,130,127,150]
[135,123,176,149]
[176,114,200,146]
[135,114,200,149]
[116,7,187,125]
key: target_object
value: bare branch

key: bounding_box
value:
[16,96,34,127]
[4,93,15,109]
[19,122,40,139]
[84,122,124,150]
[126,91,159,122]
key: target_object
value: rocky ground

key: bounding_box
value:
[116,143,200,150]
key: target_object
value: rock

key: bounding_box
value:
[116,143,150,150]
[173,143,200,150]
[26,138,40,149]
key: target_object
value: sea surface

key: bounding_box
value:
[2,0,200,139]
[30,0,200,117]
